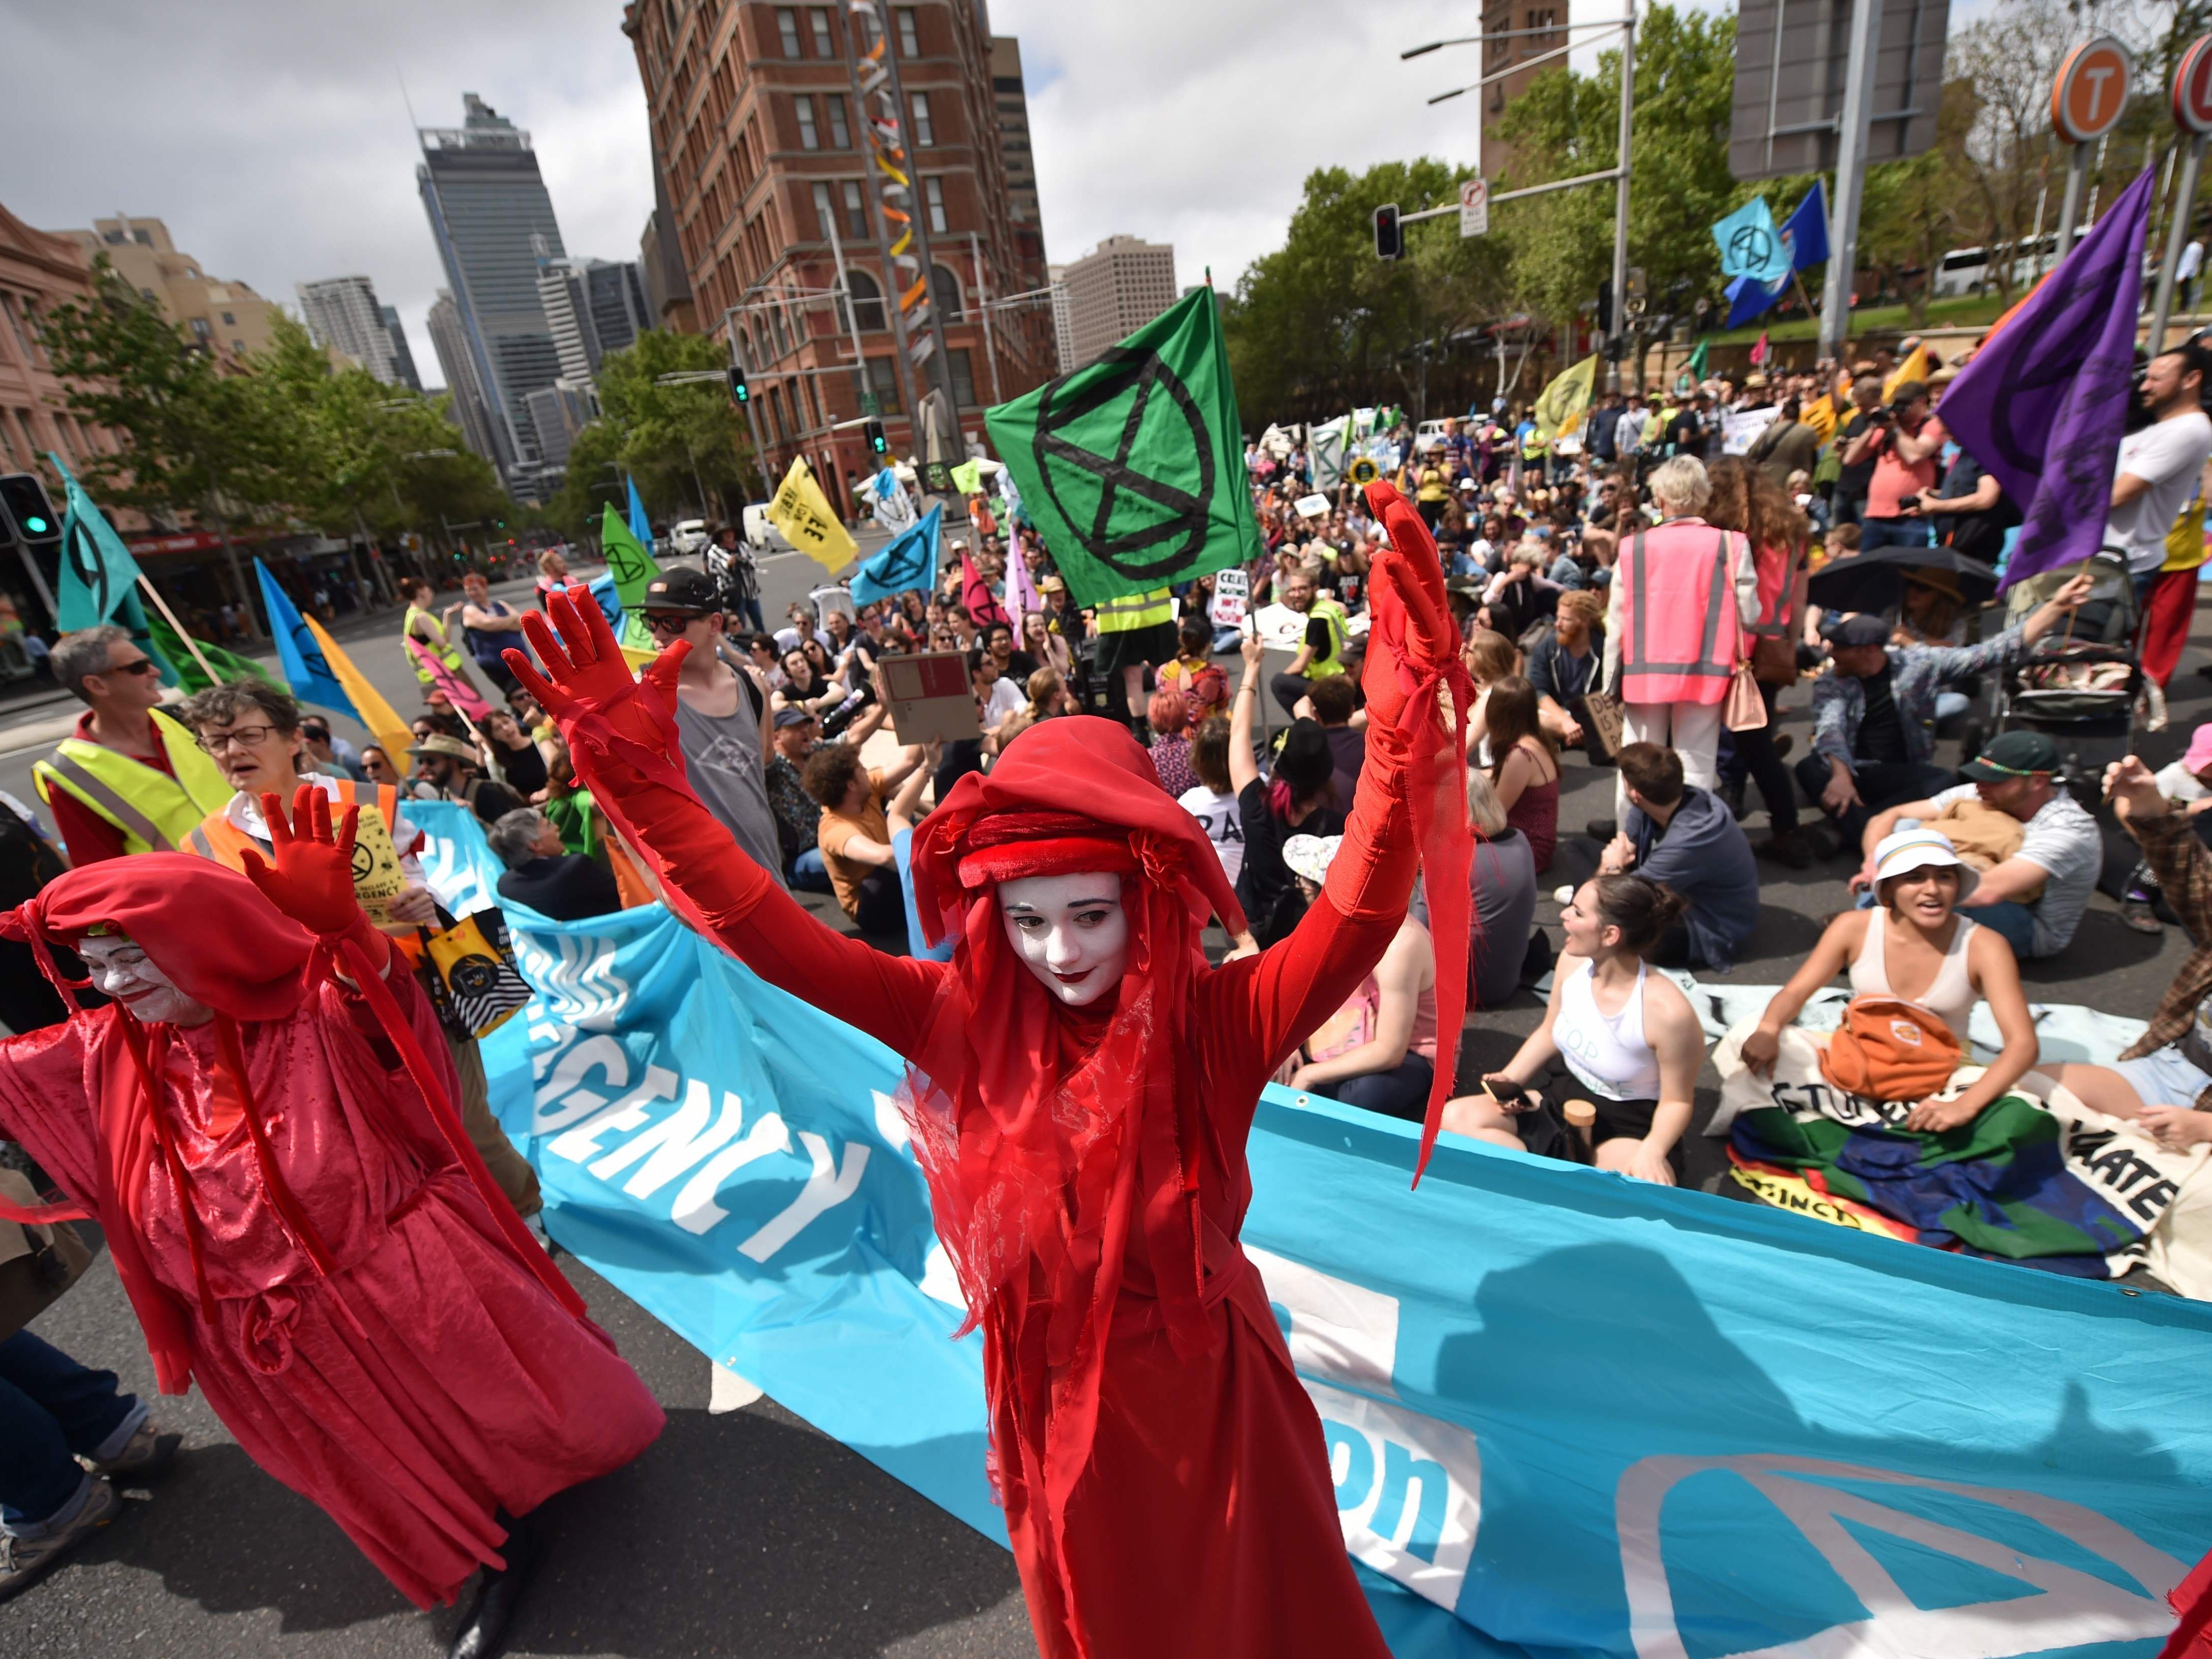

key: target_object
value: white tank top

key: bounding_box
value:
[1850,912,1978,1041]
[1556,959,1664,1102]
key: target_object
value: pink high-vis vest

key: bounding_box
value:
[1616,520,1747,705]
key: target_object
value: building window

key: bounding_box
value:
[221,311,237,326]
[846,269,887,331]
[947,347,977,408]
[895,6,919,56]
[811,181,838,242]
[809,6,833,55]
[907,91,933,146]
[825,95,849,148]
[853,354,902,414]
[775,7,802,56]
[924,176,948,234]
[930,263,962,321]
[795,95,819,149]
[841,180,870,241]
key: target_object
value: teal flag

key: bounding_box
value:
[1712,197,1788,282]
[626,476,652,549]
[50,453,147,632]
[255,559,355,719]
[984,287,1263,606]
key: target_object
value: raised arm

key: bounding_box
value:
[511,594,946,1058]
[1739,912,1861,1074]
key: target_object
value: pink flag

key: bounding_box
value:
[406,635,491,721]
[1006,541,1040,616]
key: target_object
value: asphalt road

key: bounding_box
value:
[1,553,2205,1655]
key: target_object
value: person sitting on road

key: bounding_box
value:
[489,807,621,922]
[802,740,932,937]
[1232,638,1343,947]
[1741,828,2038,1131]
[1598,742,1758,970]
[1147,687,1198,798]
[1276,834,1439,1122]
[1464,766,1538,1009]
[2017,757,2212,1151]
[1486,675,1560,875]
[1527,589,1606,756]
[1177,714,1245,886]
[411,734,526,828]
[1303,674,1367,806]
[1852,730,2102,961]
[1799,573,2092,854]
[1443,874,1704,1184]
[1460,627,1520,766]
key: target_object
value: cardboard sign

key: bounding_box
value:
[1209,567,1250,629]
[350,803,410,929]
[880,651,982,746]
[1295,493,1331,518]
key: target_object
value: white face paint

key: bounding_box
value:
[996,871,1130,1008]
[77,935,212,1026]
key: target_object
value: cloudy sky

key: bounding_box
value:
[4,0,1935,390]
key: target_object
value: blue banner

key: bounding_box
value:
[254,558,355,719]
[419,804,2212,1656]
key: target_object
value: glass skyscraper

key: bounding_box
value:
[416,94,565,488]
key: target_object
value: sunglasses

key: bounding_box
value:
[104,658,159,677]
[643,612,699,637]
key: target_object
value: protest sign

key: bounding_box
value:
[1722,406,1781,455]
[1295,493,1331,518]
[879,650,982,745]
[1209,567,1249,629]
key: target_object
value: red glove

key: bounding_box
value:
[1359,481,1465,753]
[240,786,389,974]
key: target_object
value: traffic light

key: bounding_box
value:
[1373,203,1403,261]
[728,366,750,405]
[0,474,61,555]
[864,418,888,456]
[1596,278,1614,336]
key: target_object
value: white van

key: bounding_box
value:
[741,503,797,556]
[1414,418,1454,453]
[669,519,710,555]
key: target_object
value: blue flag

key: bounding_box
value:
[1713,196,1789,282]
[51,454,147,633]
[1725,182,1830,329]
[626,476,652,550]
[1942,167,2156,591]
[255,558,357,719]
[850,503,941,606]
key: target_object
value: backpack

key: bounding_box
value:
[1817,996,1963,1104]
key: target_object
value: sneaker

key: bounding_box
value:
[2145,679,2170,733]
[1757,829,1815,869]
[2121,898,2163,935]
[86,1421,181,1483]
[1802,820,1849,861]
[0,1478,121,1604]
[1772,733,1795,761]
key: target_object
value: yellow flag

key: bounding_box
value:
[1802,392,1838,445]
[1881,343,1932,403]
[766,457,860,573]
[303,615,413,770]
[1534,355,1599,441]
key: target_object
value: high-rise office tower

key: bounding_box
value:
[425,287,502,469]
[296,275,406,384]
[988,37,1045,276]
[416,94,566,485]
[1059,236,1176,371]
[379,305,423,391]
[1046,263,1074,375]
[536,256,650,387]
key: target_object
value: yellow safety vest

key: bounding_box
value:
[1303,596,1349,679]
[31,708,234,856]
[1093,587,1173,633]
[404,604,465,682]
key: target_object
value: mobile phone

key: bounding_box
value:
[1483,1077,1530,1109]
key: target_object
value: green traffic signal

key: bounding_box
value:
[23,516,47,533]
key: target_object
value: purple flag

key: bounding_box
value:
[1938,166,2155,591]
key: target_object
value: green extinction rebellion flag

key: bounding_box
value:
[985,288,1263,606]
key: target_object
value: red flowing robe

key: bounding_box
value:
[0,965,664,1607]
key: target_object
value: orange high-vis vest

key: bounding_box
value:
[1616,521,1747,706]
[186,778,402,872]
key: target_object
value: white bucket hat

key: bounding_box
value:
[1870,828,1979,904]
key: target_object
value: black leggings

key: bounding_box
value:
[1719,680,1799,833]
[1333,1055,1436,1121]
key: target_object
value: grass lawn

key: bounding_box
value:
[1706,292,2010,344]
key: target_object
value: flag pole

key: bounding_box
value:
[136,575,224,685]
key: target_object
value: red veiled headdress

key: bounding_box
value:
[903,716,1240,1593]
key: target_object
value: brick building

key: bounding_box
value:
[622,0,1056,513]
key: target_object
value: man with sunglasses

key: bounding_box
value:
[640,565,787,893]
[33,624,233,865]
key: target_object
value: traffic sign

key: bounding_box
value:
[1458,176,1489,239]
[2052,36,2133,143]
[2175,34,2212,134]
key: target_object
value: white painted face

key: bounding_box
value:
[78,934,212,1026]
[996,871,1130,1008]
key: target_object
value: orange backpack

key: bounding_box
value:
[1817,996,1964,1104]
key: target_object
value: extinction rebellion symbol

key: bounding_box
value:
[1033,346,1215,580]
[1727,222,1776,275]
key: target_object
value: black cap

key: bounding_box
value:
[641,565,717,615]
[1959,730,2058,782]
[772,706,816,729]
[1824,612,1891,648]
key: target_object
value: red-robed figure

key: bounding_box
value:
[0,793,663,1648]
[510,482,1474,1658]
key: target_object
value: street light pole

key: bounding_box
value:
[1818,0,1881,361]
[1611,0,1636,393]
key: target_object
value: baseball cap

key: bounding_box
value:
[772,706,817,730]
[1824,613,1891,647]
[1958,729,2059,782]
[641,565,718,615]
[2185,722,2212,775]
[1870,828,1979,903]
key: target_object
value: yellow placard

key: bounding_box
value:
[766,457,860,573]
[349,803,408,929]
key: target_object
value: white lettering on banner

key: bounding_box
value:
[513,932,631,1031]
[546,1065,679,1163]
[738,1132,870,1261]
[532,1034,630,1131]
[673,1115,793,1234]
[1248,1245,1399,1395]
[594,1079,748,1198]
[1617,1454,2189,1659]
[1313,1382,1483,1610]
[417,828,497,918]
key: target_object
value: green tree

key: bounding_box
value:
[37,259,276,614]
[544,419,628,541]
[593,330,755,521]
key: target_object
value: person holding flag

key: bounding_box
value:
[505,477,1473,1659]
[401,579,475,696]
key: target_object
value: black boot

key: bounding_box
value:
[449,1509,540,1659]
